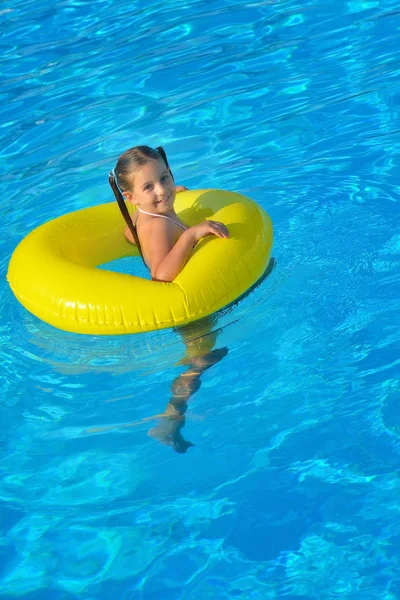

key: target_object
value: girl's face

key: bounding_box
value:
[125,159,176,214]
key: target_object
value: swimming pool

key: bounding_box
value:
[1,0,400,597]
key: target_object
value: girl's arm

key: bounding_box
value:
[150,219,229,282]
[150,220,193,282]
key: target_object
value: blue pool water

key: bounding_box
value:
[1,0,400,597]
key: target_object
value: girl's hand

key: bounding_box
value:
[189,220,229,243]
[176,185,189,193]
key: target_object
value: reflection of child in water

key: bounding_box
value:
[148,317,228,453]
[151,255,276,453]
[85,318,228,453]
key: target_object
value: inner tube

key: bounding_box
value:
[7,189,273,335]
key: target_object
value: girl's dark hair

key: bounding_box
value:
[108,145,174,254]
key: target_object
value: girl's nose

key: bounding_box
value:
[155,182,167,196]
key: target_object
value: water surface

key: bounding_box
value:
[1,0,400,598]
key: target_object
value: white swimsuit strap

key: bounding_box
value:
[137,207,188,230]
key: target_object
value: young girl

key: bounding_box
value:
[109,145,229,282]
[107,146,230,452]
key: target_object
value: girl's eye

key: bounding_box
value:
[161,174,169,182]
[144,184,152,191]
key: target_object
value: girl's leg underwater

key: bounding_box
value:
[148,316,228,453]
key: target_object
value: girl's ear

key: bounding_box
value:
[124,190,136,204]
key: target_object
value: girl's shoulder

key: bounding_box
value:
[138,213,178,243]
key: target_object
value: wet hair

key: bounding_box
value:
[108,145,174,253]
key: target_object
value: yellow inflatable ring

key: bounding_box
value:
[7,189,273,335]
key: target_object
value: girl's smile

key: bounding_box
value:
[156,194,171,205]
